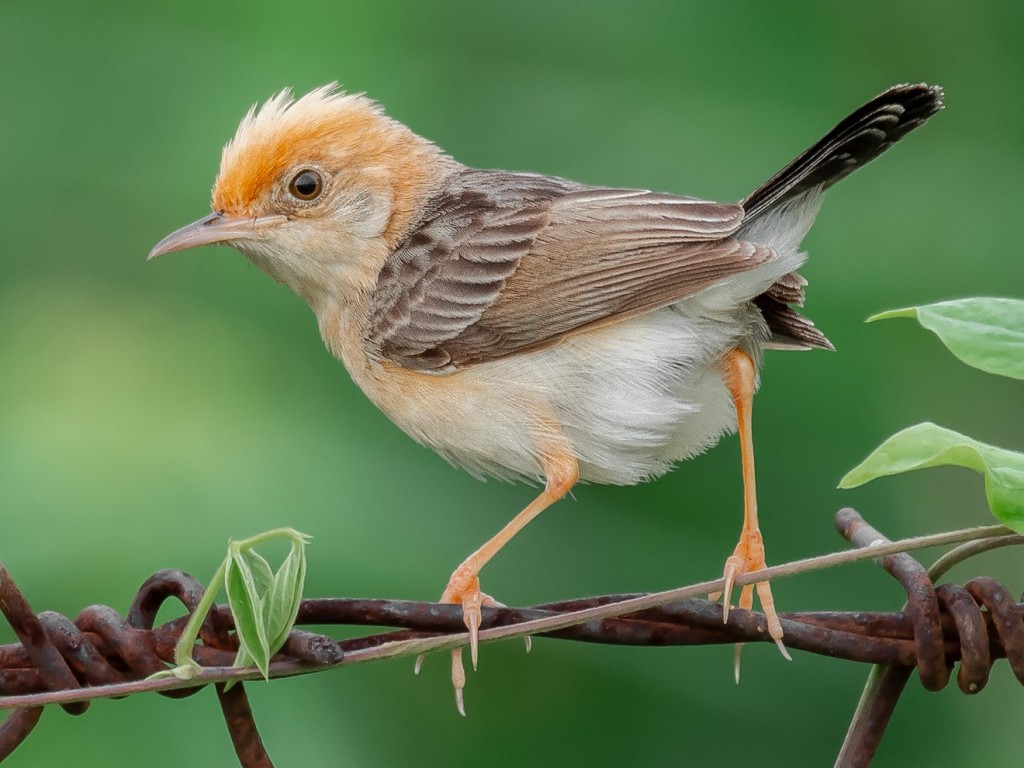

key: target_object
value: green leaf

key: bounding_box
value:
[225,546,271,678]
[840,422,1024,532]
[263,539,307,654]
[869,298,1024,380]
[247,550,275,596]
[174,527,311,686]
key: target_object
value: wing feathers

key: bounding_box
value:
[366,169,770,371]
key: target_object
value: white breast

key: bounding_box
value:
[400,302,763,485]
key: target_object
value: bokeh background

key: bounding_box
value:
[2,1,1022,765]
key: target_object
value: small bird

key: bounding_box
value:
[150,82,943,712]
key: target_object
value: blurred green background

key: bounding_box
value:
[2,1,1022,765]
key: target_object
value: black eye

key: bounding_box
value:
[288,170,323,201]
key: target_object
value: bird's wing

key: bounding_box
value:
[365,169,773,371]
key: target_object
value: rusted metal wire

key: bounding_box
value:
[834,511,1024,767]
[1,508,1021,767]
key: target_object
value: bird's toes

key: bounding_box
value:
[451,648,467,717]
[461,591,484,671]
[720,554,744,623]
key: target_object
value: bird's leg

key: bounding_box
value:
[719,349,789,672]
[417,445,578,715]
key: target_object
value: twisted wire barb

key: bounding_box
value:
[835,512,1024,767]
[1,508,1022,767]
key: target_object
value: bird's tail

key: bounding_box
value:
[741,83,944,351]
[742,83,944,221]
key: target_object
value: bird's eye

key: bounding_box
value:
[288,170,323,201]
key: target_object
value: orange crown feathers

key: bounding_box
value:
[212,83,445,217]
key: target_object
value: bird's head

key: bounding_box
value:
[149,84,455,306]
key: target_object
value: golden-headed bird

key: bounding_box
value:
[151,83,943,712]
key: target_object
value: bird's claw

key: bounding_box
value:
[451,648,467,717]
[720,553,745,624]
[415,570,532,714]
[717,537,789,679]
[461,589,486,670]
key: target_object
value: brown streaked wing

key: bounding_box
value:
[366,169,767,371]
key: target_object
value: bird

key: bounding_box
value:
[149,82,944,713]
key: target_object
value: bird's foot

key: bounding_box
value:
[719,528,790,679]
[413,566,530,716]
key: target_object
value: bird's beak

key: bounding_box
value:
[148,212,288,260]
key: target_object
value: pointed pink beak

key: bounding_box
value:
[148,212,288,260]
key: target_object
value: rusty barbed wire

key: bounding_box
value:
[1,508,1022,767]
[834,510,1024,767]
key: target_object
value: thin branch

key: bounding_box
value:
[465,520,1012,646]
[927,534,1022,582]
[0,517,1014,711]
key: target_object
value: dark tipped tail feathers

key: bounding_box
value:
[747,83,944,351]
[743,83,944,221]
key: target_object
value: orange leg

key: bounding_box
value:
[417,446,579,715]
[720,349,789,674]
